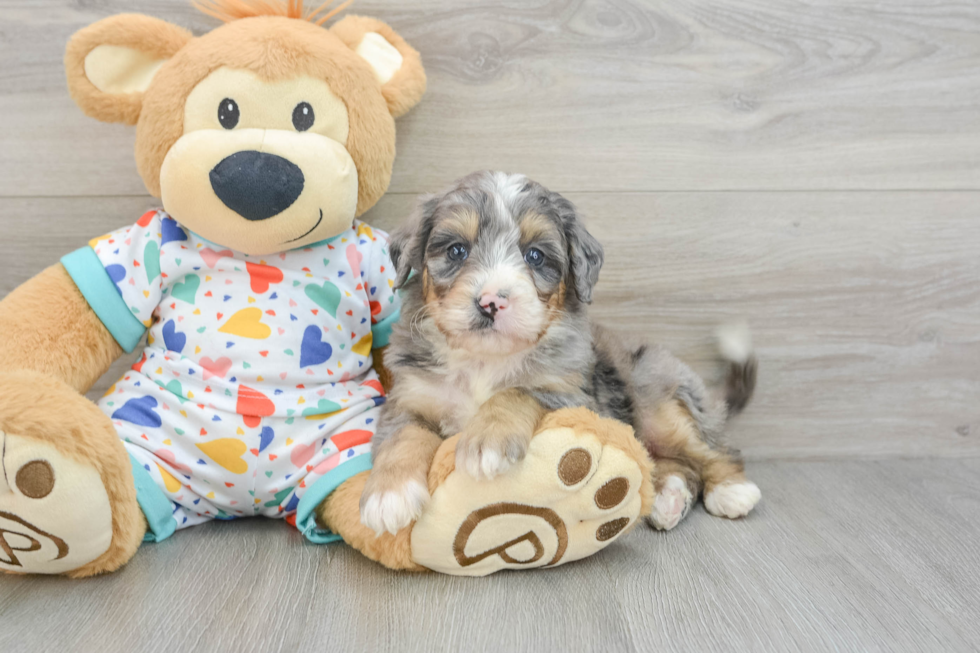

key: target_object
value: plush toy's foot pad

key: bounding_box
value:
[411,409,653,576]
[0,431,114,575]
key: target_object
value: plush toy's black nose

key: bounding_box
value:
[209,151,304,221]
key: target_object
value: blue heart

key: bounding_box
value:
[300,325,332,368]
[162,319,186,354]
[161,217,188,246]
[111,396,161,427]
[259,426,274,453]
[284,493,300,512]
[106,264,126,295]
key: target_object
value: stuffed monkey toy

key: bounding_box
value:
[0,1,652,578]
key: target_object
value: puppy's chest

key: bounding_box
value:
[427,360,524,434]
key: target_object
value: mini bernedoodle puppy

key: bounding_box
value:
[360,171,761,536]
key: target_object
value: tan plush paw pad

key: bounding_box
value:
[411,423,645,576]
[0,432,114,575]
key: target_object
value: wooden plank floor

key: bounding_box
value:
[2,459,979,653]
[1,1,979,651]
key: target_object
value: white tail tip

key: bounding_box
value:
[716,322,753,365]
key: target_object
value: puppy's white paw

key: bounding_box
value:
[704,480,761,519]
[360,478,430,536]
[456,445,511,481]
[646,474,694,531]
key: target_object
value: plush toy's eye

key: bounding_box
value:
[292,102,315,132]
[524,247,545,268]
[447,243,469,262]
[218,98,239,129]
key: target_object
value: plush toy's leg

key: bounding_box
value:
[317,471,424,571]
[321,407,653,575]
[0,371,144,577]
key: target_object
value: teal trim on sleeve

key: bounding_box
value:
[128,454,178,543]
[61,246,146,353]
[295,453,373,544]
[371,308,400,349]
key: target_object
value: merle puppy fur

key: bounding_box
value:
[360,171,760,536]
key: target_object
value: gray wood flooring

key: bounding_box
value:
[2,459,979,653]
[1,1,978,651]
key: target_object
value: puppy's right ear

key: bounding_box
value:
[391,195,439,289]
[65,14,192,125]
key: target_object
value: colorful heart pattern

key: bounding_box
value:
[88,210,397,527]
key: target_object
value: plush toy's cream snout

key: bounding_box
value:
[65,11,426,255]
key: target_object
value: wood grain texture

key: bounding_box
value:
[1,459,979,652]
[1,193,975,459]
[2,0,980,196]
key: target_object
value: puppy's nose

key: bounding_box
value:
[210,151,305,221]
[477,293,509,319]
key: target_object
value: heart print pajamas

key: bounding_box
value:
[61,210,399,543]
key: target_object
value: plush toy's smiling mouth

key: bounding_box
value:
[284,209,323,244]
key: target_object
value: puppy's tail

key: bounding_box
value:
[715,322,757,417]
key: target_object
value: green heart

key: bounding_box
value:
[302,398,342,418]
[197,327,206,333]
[284,349,294,356]
[175,428,185,436]
[175,258,182,266]
[339,344,345,350]
[264,485,294,507]
[144,241,161,283]
[305,281,341,317]
[161,380,187,404]
[172,274,200,304]
[243,362,251,369]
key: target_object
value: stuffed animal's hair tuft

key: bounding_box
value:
[193,0,353,26]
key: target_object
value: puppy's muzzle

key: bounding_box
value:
[476,292,509,320]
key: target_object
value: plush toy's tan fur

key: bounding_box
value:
[0,371,145,577]
[0,264,121,392]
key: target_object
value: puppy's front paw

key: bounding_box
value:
[359,473,430,536]
[456,424,532,481]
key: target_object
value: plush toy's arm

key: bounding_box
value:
[0,263,122,393]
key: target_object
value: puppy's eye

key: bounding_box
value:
[218,98,239,129]
[447,244,469,262]
[524,247,545,268]
[292,102,315,132]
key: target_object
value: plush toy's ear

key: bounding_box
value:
[65,14,193,125]
[330,15,426,118]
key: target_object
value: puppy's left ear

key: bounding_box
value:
[331,16,426,118]
[556,197,604,304]
[390,195,439,289]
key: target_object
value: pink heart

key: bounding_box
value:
[199,356,232,380]
[290,442,316,469]
[346,244,363,280]
[289,299,298,307]
[279,372,287,380]
[200,247,233,268]
[277,327,285,335]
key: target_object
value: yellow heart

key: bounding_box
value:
[207,491,216,499]
[157,464,182,493]
[163,439,172,445]
[143,290,150,298]
[352,333,373,357]
[236,427,245,435]
[256,375,264,382]
[193,308,201,315]
[286,438,294,445]
[205,275,212,281]
[297,397,306,404]
[218,308,271,340]
[187,391,195,399]
[196,439,248,475]
[248,296,256,304]
[180,410,187,418]
[195,346,201,354]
